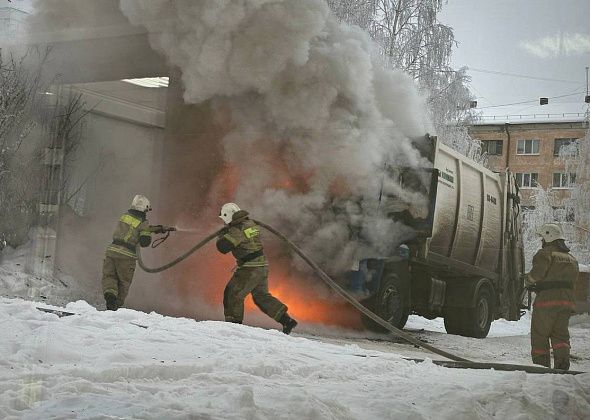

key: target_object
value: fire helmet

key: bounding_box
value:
[219,203,240,224]
[536,223,565,243]
[131,194,152,212]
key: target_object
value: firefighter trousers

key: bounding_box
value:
[223,266,287,323]
[531,305,572,370]
[101,253,136,309]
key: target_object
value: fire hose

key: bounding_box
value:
[137,222,585,375]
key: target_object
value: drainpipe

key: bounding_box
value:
[504,123,511,170]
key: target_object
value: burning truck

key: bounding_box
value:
[341,135,525,338]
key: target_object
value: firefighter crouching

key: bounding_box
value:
[216,203,298,334]
[102,195,174,311]
[526,223,578,370]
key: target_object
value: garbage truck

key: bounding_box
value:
[343,135,525,338]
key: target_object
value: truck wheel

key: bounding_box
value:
[362,273,409,332]
[444,285,494,338]
[466,286,494,338]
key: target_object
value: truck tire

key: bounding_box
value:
[362,272,409,332]
[444,285,494,338]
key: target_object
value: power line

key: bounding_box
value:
[477,91,586,110]
[466,67,583,84]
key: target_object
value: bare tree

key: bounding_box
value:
[0,48,46,246]
[0,49,87,248]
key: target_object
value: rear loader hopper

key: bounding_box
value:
[343,135,525,338]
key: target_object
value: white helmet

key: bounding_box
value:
[536,223,565,243]
[131,194,152,212]
[219,203,240,224]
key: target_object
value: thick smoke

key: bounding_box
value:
[119,0,433,272]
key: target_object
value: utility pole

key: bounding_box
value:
[586,67,590,106]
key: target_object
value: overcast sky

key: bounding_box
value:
[3,0,589,119]
[440,0,590,118]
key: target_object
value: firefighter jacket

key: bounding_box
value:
[527,242,578,310]
[106,209,153,259]
[216,210,267,268]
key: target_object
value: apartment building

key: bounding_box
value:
[469,119,588,207]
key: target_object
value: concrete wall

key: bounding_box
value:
[54,90,165,303]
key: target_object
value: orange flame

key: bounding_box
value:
[244,264,362,328]
[167,152,361,330]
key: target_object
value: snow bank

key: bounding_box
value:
[405,313,532,337]
[0,298,588,419]
[0,246,101,308]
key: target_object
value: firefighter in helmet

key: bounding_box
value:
[526,223,578,370]
[216,203,298,334]
[102,195,175,310]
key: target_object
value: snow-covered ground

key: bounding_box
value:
[1,250,590,419]
[0,298,589,419]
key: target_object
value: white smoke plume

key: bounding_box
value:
[120,0,433,272]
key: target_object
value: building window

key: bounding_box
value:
[515,172,538,188]
[554,138,577,156]
[517,139,540,155]
[481,140,503,155]
[552,172,576,188]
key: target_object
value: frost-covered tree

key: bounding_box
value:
[328,0,482,161]
[556,127,590,264]
[328,0,454,77]
[523,186,590,269]
[429,67,484,164]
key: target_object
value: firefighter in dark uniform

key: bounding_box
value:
[102,194,174,310]
[526,223,578,370]
[216,203,298,334]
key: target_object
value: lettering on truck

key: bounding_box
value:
[438,169,455,188]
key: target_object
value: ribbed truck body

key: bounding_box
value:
[428,142,504,277]
[349,136,525,338]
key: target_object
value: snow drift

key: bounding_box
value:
[0,297,589,419]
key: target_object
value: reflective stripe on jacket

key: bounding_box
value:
[217,211,267,267]
[528,243,578,309]
[107,211,152,259]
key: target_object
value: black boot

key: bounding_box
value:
[104,292,118,311]
[279,313,298,335]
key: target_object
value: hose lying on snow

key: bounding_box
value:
[137,222,585,375]
[253,220,469,363]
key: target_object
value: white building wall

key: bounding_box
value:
[54,89,165,301]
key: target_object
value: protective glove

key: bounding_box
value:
[521,273,536,287]
[151,225,176,234]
